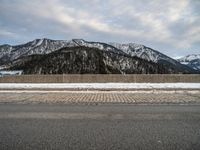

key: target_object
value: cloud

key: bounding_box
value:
[0,29,17,38]
[106,0,200,48]
[0,0,199,56]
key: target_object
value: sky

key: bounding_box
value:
[0,0,199,58]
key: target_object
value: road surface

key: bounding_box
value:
[0,104,200,150]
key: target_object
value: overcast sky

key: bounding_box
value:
[0,0,199,58]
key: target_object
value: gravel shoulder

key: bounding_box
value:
[0,91,200,105]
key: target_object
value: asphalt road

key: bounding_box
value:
[0,104,200,150]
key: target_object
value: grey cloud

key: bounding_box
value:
[0,0,199,57]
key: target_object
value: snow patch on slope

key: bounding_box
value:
[35,39,44,47]
[109,43,172,63]
[72,39,125,54]
[178,54,200,62]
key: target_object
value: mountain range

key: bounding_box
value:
[0,38,198,74]
[177,54,200,71]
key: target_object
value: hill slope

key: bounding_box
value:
[10,46,169,74]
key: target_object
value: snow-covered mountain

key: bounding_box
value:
[0,38,174,64]
[0,38,76,65]
[0,38,197,74]
[109,43,177,64]
[72,39,125,55]
[10,46,169,74]
[177,54,200,71]
[0,38,126,65]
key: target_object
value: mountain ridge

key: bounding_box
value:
[10,46,170,74]
[177,54,200,71]
[0,38,197,74]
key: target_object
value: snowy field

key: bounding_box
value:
[0,83,199,90]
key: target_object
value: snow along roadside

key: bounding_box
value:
[0,83,199,90]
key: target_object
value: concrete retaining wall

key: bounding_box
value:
[0,74,199,83]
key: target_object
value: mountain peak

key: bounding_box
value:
[178,54,200,62]
[72,39,86,46]
[177,54,200,71]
